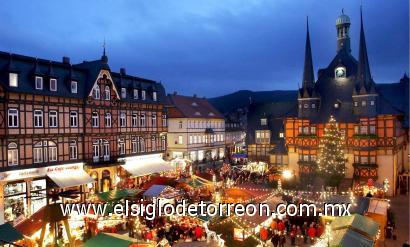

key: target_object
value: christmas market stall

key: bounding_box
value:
[143,184,183,205]
[85,189,143,236]
[222,183,273,203]
[170,158,192,174]
[0,223,25,246]
[364,198,389,241]
[15,204,75,247]
[353,179,389,198]
[244,161,269,174]
[314,214,380,247]
[177,176,213,201]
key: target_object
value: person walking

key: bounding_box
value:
[271,231,279,247]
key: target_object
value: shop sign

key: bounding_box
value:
[0,163,85,182]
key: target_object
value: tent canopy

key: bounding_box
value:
[367,198,389,216]
[330,214,379,238]
[48,169,94,188]
[143,184,172,198]
[121,156,173,177]
[0,223,24,243]
[84,233,132,247]
[329,228,374,247]
[96,189,142,202]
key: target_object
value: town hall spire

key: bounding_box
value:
[302,16,315,89]
[357,6,372,89]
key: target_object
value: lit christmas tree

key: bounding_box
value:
[317,115,346,187]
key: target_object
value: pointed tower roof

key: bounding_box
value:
[302,16,315,89]
[357,7,372,90]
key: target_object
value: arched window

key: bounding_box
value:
[92,86,100,99]
[48,141,57,162]
[103,139,110,161]
[7,142,18,166]
[105,113,112,127]
[151,136,156,151]
[92,112,99,127]
[92,140,100,162]
[161,136,166,151]
[33,141,57,163]
[104,86,110,100]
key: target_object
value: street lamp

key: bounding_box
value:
[282,170,292,179]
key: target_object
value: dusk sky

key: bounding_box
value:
[0,0,408,97]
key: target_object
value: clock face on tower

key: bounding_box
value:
[335,67,346,78]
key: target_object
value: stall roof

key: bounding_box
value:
[330,214,379,238]
[84,233,132,247]
[48,169,94,188]
[15,204,68,236]
[122,157,174,177]
[97,189,142,202]
[320,228,374,247]
[0,223,24,243]
[320,195,370,215]
[143,184,174,198]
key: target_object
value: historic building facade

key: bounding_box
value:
[247,10,409,196]
[0,51,168,224]
[167,94,225,162]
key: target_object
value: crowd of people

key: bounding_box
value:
[257,218,324,246]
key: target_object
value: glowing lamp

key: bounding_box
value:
[282,170,292,179]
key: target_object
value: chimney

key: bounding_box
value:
[62,56,70,64]
[120,67,126,76]
[173,91,177,95]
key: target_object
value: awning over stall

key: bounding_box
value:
[0,223,24,243]
[48,168,94,188]
[121,154,174,177]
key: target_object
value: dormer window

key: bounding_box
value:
[92,86,100,99]
[133,89,139,99]
[141,90,146,100]
[9,73,18,87]
[311,103,316,108]
[153,91,157,101]
[35,76,43,90]
[260,118,267,126]
[335,67,346,78]
[194,112,201,116]
[370,100,375,106]
[304,104,308,109]
[71,81,78,93]
[121,88,126,99]
[361,100,367,106]
[354,101,358,107]
[192,102,198,107]
[50,78,57,91]
[209,112,215,117]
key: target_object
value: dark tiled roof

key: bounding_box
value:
[246,101,297,144]
[167,94,224,119]
[0,51,167,105]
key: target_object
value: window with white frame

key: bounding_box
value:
[178,135,183,144]
[48,142,57,161]
[151,114,157,127]
[71,81,78,93]
[33,142,43,163]
[131,137,138,153]
[92,112,99,127]
[132,113,138,127]
[189,135,193,144]
[369,125,376,134]
[120,112,126,127]
[133,89,139,99]
[118,139,125,155]
[260,118,267,126]
[162,114,167,127]
[121,88,126,99]
[92,140,100,161]
[50,78,57,91]
[7,142,18,166]
[255,130,270,143]
[105,113,112,127]
[370,100,375,106]
[361,100,367,107]
[9,73,18,87]
[151,136,156,151]
[49,111,58,127]
[34,110,43,127]
[69,140,77,159]
[141,90,146,100]
[92,86,100,99]
[70,111,78,127]
[8,109,19,127]
[178,121,183,129]
[103,140,110,160]
[360,125,368,134]
[140,113,145,127]
[153,92,157,101]
[139,137,145,152]
[104,86,111,100]
[161,136,166,150]
[35,76,43,90]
